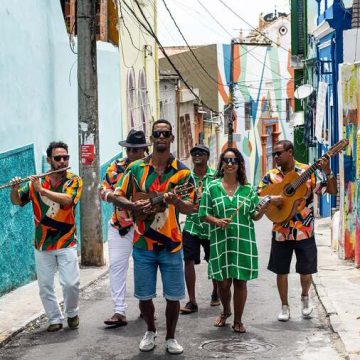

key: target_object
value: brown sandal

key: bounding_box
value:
[214,312,232,327]
[232,321,246,333]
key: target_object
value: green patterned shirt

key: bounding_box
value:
[183,167,216,239]
[199,178,259,281]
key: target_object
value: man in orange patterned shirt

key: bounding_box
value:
[114,119,196,354]
[258,140,337,322]
[99,130,149,327]
[10,141,82,332]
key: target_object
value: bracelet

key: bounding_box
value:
[104,191,112,202]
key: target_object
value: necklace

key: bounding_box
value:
[223,180,239,196]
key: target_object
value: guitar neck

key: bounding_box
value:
[290,162,320,190]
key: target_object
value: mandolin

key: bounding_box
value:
[259,139,348,223]
[132,182,195,221]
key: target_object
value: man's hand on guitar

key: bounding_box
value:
[269,195,284,208]
[163,192,181,206]
[318,157,331,175]
[132,199,152,214]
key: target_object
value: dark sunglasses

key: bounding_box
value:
[52,155,70,161]
[152,130,172,138]
[126,147,144,153]
[272,149,287,157]
[222,157,239,165]
[191,150,208,157]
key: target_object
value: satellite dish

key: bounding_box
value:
[294,84,314,99]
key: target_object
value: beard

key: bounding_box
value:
[50,161,68,173]
[154,143,169,153]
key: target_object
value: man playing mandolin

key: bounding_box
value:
[258,140,337,322]
[112,119,195,355]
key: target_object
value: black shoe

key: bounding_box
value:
[180,301,198,314]
[67,315,79,329]
[47,323,63,332]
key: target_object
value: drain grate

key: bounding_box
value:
[200,338,275,354]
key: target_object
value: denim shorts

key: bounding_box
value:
[132,247,185,301]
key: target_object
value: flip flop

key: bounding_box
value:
[214,312,232,327]
[232,321,246,333]
[104,313,128,326]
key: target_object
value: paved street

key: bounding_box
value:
[0,218,347,359]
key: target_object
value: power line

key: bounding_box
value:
[124,0,219,114]
[195,0,233,38]
[161,0,228,87]
[140,0,221,101]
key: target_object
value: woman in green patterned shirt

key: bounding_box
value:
[199,148,267,333]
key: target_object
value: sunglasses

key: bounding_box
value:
[222,157,239,165]
[272,149,287,157]
[126,148,144,153]
[152,130,172,138]
[191,150,208,157]
[52,155,70,161]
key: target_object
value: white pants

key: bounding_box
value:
[108,224,134,316]
[34,247,80,325]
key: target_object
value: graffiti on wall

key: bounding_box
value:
[216,43,293,185]
[340,64,360,263]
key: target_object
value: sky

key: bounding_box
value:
[157,0,290,46]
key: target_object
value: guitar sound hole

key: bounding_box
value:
[284,185,294,196]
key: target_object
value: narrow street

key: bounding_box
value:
[0,218,346,359]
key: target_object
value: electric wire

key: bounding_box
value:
[161,0,228,87]
[123,0,219,114]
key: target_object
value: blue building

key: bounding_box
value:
[311,0,352,216]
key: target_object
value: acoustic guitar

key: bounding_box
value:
[259,139,348,224]
[131,182,195,221]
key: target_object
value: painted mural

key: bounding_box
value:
[215,16,294,185]
[339,64,360,264]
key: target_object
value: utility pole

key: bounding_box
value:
[227,38,235,148]
[77,0,104,266]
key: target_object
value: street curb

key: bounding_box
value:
[0,267,109,350]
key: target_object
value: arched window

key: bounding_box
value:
[127,68,136,128]
[138,68,151,136]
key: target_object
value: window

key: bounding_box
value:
[127,69,136,128]
[138,69,151,136]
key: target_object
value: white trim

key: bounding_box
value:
[312,20,334,40]
[319,39,332,49]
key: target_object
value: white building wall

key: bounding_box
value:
[343,29,360,63]
[0,0,122,172]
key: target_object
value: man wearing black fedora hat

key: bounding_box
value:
[99,129,150,327]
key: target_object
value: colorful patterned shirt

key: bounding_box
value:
[257,161,325,241]
[198,179,259,281]
[18,171,83,251]
[183,167,216,239]
[99,158,133,231]
[116,154,195,253]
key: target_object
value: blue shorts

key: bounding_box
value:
[132,247,185,301]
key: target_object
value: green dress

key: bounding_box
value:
[198,178,259,281]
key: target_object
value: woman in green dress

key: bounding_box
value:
[199,148,267,333]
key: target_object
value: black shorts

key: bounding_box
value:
[267,237,317,275]
[182,231,210,264]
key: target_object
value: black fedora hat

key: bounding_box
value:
[118,130,151,148]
